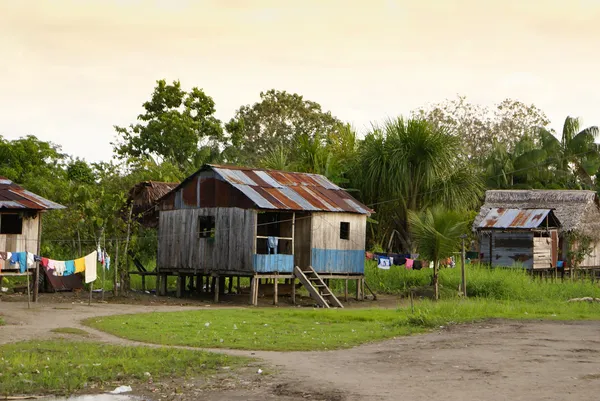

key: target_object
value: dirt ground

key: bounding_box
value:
[2,293,600,401]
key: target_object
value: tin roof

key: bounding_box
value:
[0,178,65,210]
[167,164,372,215]
[478,208,558,229]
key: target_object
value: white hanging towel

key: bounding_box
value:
[84,251,97,283]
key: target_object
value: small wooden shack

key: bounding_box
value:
[474,190,600,269]
[0,177,65,300]
[156,164,372,307]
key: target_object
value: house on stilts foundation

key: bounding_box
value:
[155,164,372,307]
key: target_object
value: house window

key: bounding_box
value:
[198,216,215,239]
[340,222,350,240]
[0,214,23,235]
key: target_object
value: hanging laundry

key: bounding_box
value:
[104,255,111,270]
[40,257,49,268]
[0,251,6,260]
[267,236,278,254]
[377,256,391,269]
[84,251,97,283]
[74,257,86,273]
[26,253,35,270]
[64,260,75,276]
[405,259,414,269]
[9,252,27,273]
[97,245,103,262]
[53,260,66,276]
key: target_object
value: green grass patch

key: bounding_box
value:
[50,327,89,336]
[346,262,600,301]
[85,299,600,351]
[0,340,248,396]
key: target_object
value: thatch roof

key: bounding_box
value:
[473,189,600,238]
[126,181,178,228]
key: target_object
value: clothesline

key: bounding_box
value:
[0,247,111,284]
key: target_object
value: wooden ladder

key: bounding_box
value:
[294,266,344,308]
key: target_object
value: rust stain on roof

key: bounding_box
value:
[0,178,64,210]
[208,165,372,215]
[479,208,555,229]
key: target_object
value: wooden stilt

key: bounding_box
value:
[291,276,296,305]
[249,276,256,305]
[361,278,365,301]
[26,271,31,309]
[176,275,184,298]
[236,276,240,294]
[273,275,278,305]
[211,276,216,294]
[33,265,39,303]
[355,277,360,300]
[344,279,348,302]
[219,276,226,296]
[228,275,233,294]
[214,275,220,303]
[254,277,259,306]
[89,281,93,306]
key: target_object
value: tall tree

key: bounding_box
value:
[225,90,342,166]
[352,117,483,252]
[415,96,550,161]
[114,79,223,172]
[408,207,469,300]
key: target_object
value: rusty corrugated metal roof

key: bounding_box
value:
[0,178,65,210]
[478,208,555,229]
[209,165,372,215]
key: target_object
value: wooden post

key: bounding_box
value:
[176,275,183,298]
[355,277,360,300]
[88,281,93,306]
[34,215,42,302]
[344,279,348,302]
[113,240,119,297]
[361,277,365,301]
[228,276,233,294]
[211,276,216,294]
[214,275,220,303]
[253,276,259,306]
[236,276,240,294]
[273,275,278,305]
[33,265,39,303]
[461,235,467,297]
[26,271,31,309]
[291,276,296,304]
[219,276,226,296]
[249,276,256,305]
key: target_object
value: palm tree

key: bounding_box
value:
[353,117,483,251]
[408,207,468,300]
[538,117,600,187]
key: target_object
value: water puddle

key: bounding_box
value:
[42,395,142,401]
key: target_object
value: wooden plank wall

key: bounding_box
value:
[490,231,533,268]
[293,212,311,269]
[533,237,552,269]
[158,207,255,274]
[311,212,366,251]
[0,214,40,270]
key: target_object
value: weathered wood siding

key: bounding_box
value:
[479,231,534,268]
[310,212,366,274]
[0,214,40,270]
[533,237,552,269]
[158,207,255,274]
[579,241,600,268]
[293,212,311,269]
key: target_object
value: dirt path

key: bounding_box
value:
[2,301,600,401]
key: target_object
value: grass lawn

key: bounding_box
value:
[0,340,249,396]
[85,299,600,351]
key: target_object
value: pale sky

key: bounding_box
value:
[1,0,599,162]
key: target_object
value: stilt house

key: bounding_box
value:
[156,164,372,306]
[473,190,600,269]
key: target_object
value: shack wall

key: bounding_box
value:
[0,213,40,270]
[293,213,312,270]
[479,231,534,268]
[157,207,255,274]
[310,212,366,274]
[533,236,552,269]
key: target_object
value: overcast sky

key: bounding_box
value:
[1,0,599,162]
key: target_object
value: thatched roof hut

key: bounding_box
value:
[473,190,600,239]
[126,181,178,228]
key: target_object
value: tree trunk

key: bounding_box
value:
[433,259,439,301]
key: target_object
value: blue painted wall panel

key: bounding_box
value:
[253,254,294,273]
[311,248,364,274]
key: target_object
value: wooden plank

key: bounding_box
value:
[273,275,278,305]
[294,266,329,308]
[291,276,296,304]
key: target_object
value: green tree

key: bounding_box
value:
[225,90,342,166]
[114,79,223,172]
[408,207,469,300]
[353,117,483,252]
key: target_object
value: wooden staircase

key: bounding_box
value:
[294,266,344,308]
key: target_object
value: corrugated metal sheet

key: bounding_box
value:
[0,178,64,210]
[209,165,371,215]
[478,208,553,229]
